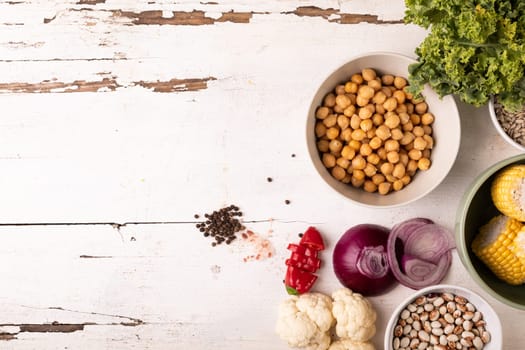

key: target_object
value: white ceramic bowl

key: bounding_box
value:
[384,284,502,350]
[488,96,525,152]
[306,52,461,208]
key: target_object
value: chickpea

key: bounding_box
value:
[421,113,434,125]
[400,132,415,145]
[384,139,400,152]
[335,94,351,109]
[343,105,356,117]
[324,93,336,107]
[380,162,394,175]
[360,143,373,157]
[378,182,391,195]
[337,115,350,130]
[367,153,380,165]
[377,147,387,160]
[351,176,365,188]
[369,136,382,150]
[336,157,350,169]
[359,107,373,119]
[352,129,367,141]
[341,145,356,160]
[381,74,395,86]
[375,103,386,115]
[406,102,415,114]
[362,68,377,81]
[350,114,361,129]
[366,127,376,139]
[356,95,369,107]
[383,97,398,112]
[386,174,397,183]
[392,163,406,179]
[387,151,400,164]
[335,85,346,95]
[372,174,386,185]
[399,112,410,124]
[352,155,367,170]
[333,106,344,115]
[341,128,352,142]
[363,180,377,193]
[408,149,422,160]
[348,139,361,151]
[326,127,340,140]
[384,114,401,129]
[317,139,330,153]
[410,114,421,125]
[341,174,352,184]
[403,86,413,99]
[423,135,434,149]
[368,79,382,91]
[399,152,409,166]
[407,159,418,173]
[381,86,393,97]
[395,103,408,114]
[402,121,414,132]
[405,141,414,151]
[423,125,432,135]
[323,114,337,127]
[358,85,375,100]
[322,153,336,168]
[329,139,343,153]
[331,166,346,180]
[418,157,431,170]
[348,94,357,105]
[393,90,406,104]
[351,74,364,84]
[315,122,327,138]
[413,136,427,150]
[344,81,358,94]
[363,163,377,177]
[376,125,391,140]
[393,179,404,191]
[391,128,403,140]
[360,119,373,132]
[372,91,387,104]
[394,76,407,89]
[372,113,384,126]
[316,106,330,119]
[413,126,425,137]
[422,149,431,159]
[415,101,428,114]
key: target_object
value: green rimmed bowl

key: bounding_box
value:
[456,153,525,310]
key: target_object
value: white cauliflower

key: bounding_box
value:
[275,292,335,350]
[331,288,377,342]
[328,339,375,350]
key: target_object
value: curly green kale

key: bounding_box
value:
[405,0,525,111]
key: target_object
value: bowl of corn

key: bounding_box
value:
[456,153,525,310]
[306,52,461,208]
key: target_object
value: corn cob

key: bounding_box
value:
[472,215,525,285]
[491,164,525,221]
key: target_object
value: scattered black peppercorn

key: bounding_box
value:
[298,233,303,238]
[267,177,273,182]
[194,214,200,219]
[195,205,245,247]
[291,154,296,158]
[285,199,291,205]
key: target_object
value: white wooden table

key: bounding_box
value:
[0,0,521,348]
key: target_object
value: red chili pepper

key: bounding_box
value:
[284,266,318,295]
[300,227,325,251]
[285,252,321,273]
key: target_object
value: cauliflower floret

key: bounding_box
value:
[331,288,376,342]
[276,292,335,350]
[328,339,375,350]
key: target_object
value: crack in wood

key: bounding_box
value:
[0,76,216,93]
[39,5,402,26]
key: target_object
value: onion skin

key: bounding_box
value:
[333,224,397,296]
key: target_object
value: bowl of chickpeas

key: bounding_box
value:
[306,52,461,207]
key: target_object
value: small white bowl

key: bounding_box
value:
[306,52,461,208]
[384,284,502,350]
[488,96,525,152]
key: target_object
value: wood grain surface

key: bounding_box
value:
[0,0,521,349]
